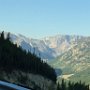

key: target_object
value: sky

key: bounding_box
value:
[0,0,90,38]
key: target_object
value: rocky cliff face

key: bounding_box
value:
[49,37,90,84]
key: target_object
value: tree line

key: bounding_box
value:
[57,79,89,90]
[0,31,57,82]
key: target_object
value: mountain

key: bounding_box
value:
[6,33,56,60]
[5,32,88,61]
[1,31,90,88]
[49,37,90,84]
[42,35,83,56]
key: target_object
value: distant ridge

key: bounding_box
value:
[3,31,90,60]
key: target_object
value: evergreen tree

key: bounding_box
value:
[61,79,66,90]
[0,31,4,40]
[6,32,10,41]
[57,82,60,90]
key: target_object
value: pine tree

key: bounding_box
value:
[61,79,66,90]
[57,82,60,90]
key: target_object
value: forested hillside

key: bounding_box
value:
[0,31,56,89]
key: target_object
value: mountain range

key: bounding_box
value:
[4,32,90,84]
[5,32,89,60]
